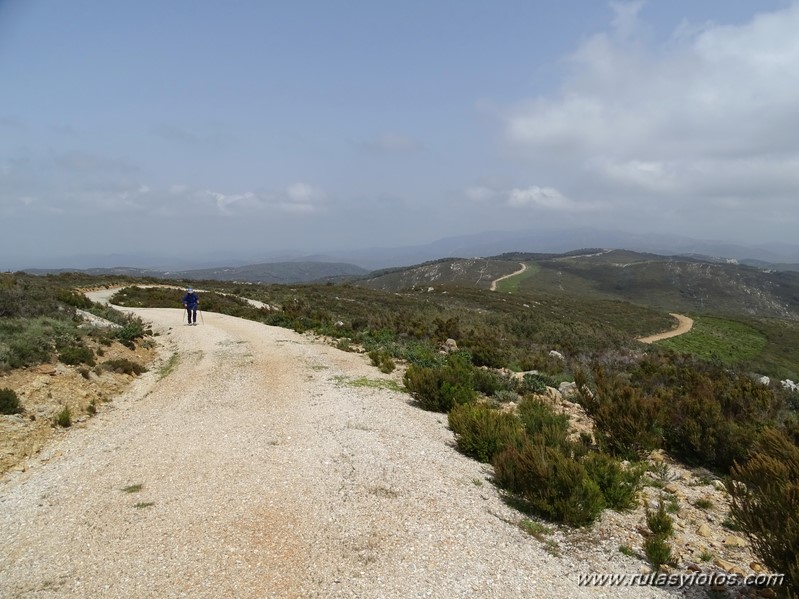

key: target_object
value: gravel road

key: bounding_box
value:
[0,300,679,598]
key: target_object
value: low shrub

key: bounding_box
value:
[644,500,674,571]
[0,388,22,415]
[101,358,147,376]
[368,348,395,373]
[54,405,71,427]
[516,396,570,448]
[58,344,95,366]
[728,428,799,596]
[583,452,643,511]
[517,372,555,395]
[448,402,524,463]
[492,440,606,527]
[114,317,148,349]
[403,352,475,412]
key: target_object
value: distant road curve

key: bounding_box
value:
[637,313,694,344]
[490,263,527,292]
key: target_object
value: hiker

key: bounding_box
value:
[182,287,200,325]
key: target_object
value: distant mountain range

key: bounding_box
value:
[25,261,368,284]
[11,228,799,274]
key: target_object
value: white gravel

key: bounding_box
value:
[0,302,683,598]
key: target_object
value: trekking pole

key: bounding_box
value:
[199,308,204,325]
[182,308,186,324]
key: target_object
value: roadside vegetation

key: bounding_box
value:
[0,273,150,373]
[3,267,798,595]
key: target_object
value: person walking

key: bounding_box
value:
[182,287,200,325]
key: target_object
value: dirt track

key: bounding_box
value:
[0,293,676,598]
[490,263,527,291]
[637,313,694,344]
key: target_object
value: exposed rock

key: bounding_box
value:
[723,535,747,548]
[549,350,564,360]
[750,561,766,573]
[696,523,712,537]
[757,375,770,386]
[558,381,577,398]
[713,558,746,577]
[782,379,799,392]
[444,338,458,352]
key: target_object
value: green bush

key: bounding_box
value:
[54,405,71,427]
[493,440,606,526]
[403,352,475,412]
[368,348,396,373]
[101,358,147,376]
[579,371,662,460]
[583,452,643,511]
[728,428,799,597]
[516,395,570,448]
[114,317,148,349]
[58,344,95,366]
[0,388,22,415]
[518,372,555,395]
[644,500,674,570]
[644,534,673,571]
[448,402,524,463]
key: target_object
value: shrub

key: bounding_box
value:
[644,534,673,571]
[518,372,555,395]
[403,352,475,412]
[492,440,606,527]
[516,396,570,448]
[472,367,510,396]
[55,405,71,427]
[728,428,799,596]
[644,500,674,571]
[583,452,643,511]
[579,375,662,460]
[0,388,22,415]
[448,402,524,463]
[368,349,395,373]
[58,344,95,366]
[101,358,147,376]
[115,317,148,349]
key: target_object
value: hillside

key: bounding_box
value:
[359,258,521,291]
[357,249,799,321]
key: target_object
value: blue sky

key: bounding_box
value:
[1,0,797,267]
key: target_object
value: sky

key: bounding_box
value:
[1,0,797,268]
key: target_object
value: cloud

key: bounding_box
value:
[507,186,603,212]
[501,1,799,234]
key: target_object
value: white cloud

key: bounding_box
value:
[502,1,799,233]
[507,186,602,212]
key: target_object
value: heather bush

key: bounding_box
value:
[728,428,799,597]
[516,395,570,448]
[644,500,674,571]
[403,352,475,412]
[0,388,22,415]
[448,402,524,463]
[101,358,147,376]
[58,344,95,366]
[583,452,643,511]
[492,440,605,527]
[578,368,662,460]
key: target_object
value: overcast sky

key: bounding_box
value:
[1,0,797,268]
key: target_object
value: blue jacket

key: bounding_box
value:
[183,292,199,308]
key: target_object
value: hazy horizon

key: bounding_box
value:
[2,1,798,268]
